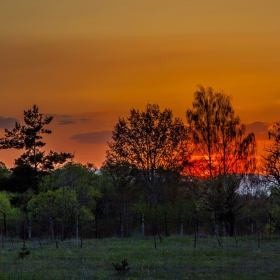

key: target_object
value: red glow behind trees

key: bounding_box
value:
[185,86,257,236]
[185,85,256,178]
[263,123,280,186]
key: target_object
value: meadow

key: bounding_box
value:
[0,235,280,279]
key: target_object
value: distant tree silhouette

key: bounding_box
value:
[105,103,190,208]
[0,105,73,194]
[263,122,280,187]
[186,85,256,177]
[186,86,257,236]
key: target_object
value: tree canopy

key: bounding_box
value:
[105,103,190,208]
[186,85,256,178]
[0,105,73,172]
[263,123,280,186]
[0,89,278,239]
[0,105,73,194]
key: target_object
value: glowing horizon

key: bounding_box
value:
[1,0,280,168]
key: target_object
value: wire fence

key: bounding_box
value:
[1,211,277,241]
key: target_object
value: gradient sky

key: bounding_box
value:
[1,0,280,168]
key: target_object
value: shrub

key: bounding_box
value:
[112,258,130,275]
[18,245,30,259]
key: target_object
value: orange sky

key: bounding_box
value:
[1,0,280,168]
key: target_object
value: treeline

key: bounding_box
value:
[0,86,280,240]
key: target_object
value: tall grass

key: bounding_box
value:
[1,235,280,279]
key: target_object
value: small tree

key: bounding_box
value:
[196,174,244,236]
[101,159,136,217]
[27,189,81,240]
[0,105,73,194]
[38,162,100,239]
[0,191,24,236]
[41,162,100,211]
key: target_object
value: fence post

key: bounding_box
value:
[76,216,79,241]
[23,224,26,247]
[194,217,197,248]
[120,213,124,238]
[269,213,272,237]
[250,216,254,235]
[95,215,98,239]
[141,213,145,236]
[180,215,183,236]
[222,223,227,237]
[28,214,32,239]
[164,211,168,236]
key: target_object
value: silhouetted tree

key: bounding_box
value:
[105,103,190,208]
[186,86,257,236]
[0,105,73,194]
[186,85,256,177]
[263,122,280,187]
[101,159,136,215]
[0,105,73,172]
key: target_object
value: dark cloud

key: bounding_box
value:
[0,116,17,129]
[79,118,91,123]
[71,130,112,144]
[56,114,92,125]
[246,121,272,141]
[58,120,75,125]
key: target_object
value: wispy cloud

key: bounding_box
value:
[246,121,275,141]
[58,120,75,125]
[56,114,92,125]
[79,118,91,123]
[0,116,17,129]
[71,130,112,144]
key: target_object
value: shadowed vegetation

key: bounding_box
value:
[1,236,280,279]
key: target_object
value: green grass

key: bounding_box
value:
[1,235,280,279]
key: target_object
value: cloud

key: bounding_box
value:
[79,118,91,123]
[58,120,75,125]
[246,121,273,141]
[71,130,112,144]
[0,116,17,129]
[57,115,91,125]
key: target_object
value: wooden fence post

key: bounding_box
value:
[141,213,145,236]
[180,215,183,236]
[120,213,124,238]
[164,211,168,236]
[95,215,98,238]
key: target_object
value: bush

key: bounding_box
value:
[112,258,130,275]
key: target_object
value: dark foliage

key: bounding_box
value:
[18,245,30,259]
[112,258,130,275]
[105,103,190,208]
[0,105,73,194]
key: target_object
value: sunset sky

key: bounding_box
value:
[1,0,280,168]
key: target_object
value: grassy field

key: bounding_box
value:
[0,235,280,279]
